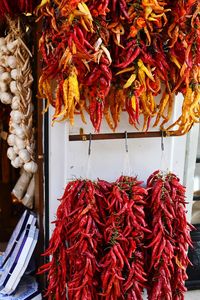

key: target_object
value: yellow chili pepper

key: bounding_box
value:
[138,68,146,91]
[116,67,135,76]
[170,56,181,69]
[131,95,136,111]
[138,59,155,82]
[123,74,136,89]
[154,92,169,126]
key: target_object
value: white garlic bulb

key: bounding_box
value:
[11,96,20,110]
[15,126,26,139]
[0,92,12,104]
[15,136,26,150]
[11,157,23,168]
[11,69,19,80]
[7,56,17,69]
[24,161,38,173]
[1,72,11,83]
[0,82,8,92]
[7,134,16,146]
[19,149,31,163]
[7,147,17,161]
[10,110,23,123]
[7,40,18,53]
[10,81,19,94]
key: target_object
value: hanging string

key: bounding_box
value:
[85,133,92,178]
[122,131,132,176]
[160,130,167,173]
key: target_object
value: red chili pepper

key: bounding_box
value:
[115,47,141,68]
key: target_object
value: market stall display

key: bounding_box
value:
[39,172,192,300]
[36,0,200,135]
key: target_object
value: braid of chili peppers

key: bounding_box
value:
[99,176,148,300]
[67,180,105,300]
[146,171,193,300]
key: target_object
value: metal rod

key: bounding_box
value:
[69,131,171,141]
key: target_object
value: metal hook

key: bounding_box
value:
[88,133,92,156]
[161,130,164,152]
[125,131,128,153]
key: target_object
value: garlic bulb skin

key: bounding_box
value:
[10,81,19,94]
[0,92,12,104]
[7,56,17,69]
[24,161,38,173]
[0,82,7,92]
[7,134,16,146]
[7,40,18,53]
[10,110,23,124]
[1,72,11,83]
[11,157,23,168]
[7,147,17,161]
[15,126,26,139]
[11,96,20,110]
[11,69,19,80]
[19,149,31,163]
[15,136,26,150]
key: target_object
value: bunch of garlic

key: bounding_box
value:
[0,21,37,174]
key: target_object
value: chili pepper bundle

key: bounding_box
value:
[38,179,107,300]
[146,170,193,300]
[99,176,149,299]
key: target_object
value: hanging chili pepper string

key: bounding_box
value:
[146,170,194,300]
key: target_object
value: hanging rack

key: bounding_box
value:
[69,130,173,141]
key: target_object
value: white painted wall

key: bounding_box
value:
[48,94,198,232]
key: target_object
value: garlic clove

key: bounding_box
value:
[0,92,12,104]
[19,149,31,163]
[7,134,16,146]
[24,161,38,174]
[7,147,17,161]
